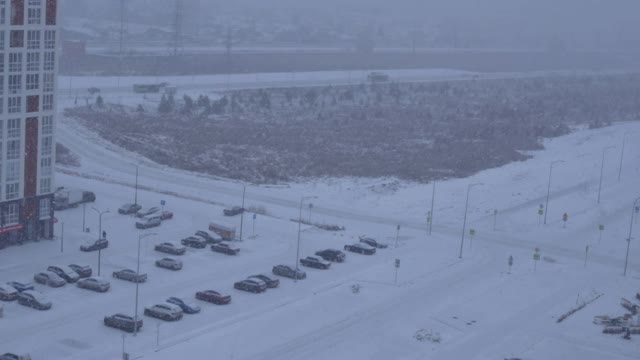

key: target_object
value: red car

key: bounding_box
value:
[195,290,231,305]
[160,211,174,220]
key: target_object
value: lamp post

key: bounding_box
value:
[623,197,640,277]
[239,184,246,241]
[459,183,482,259]
[429,180,436,236]
[618,134,628,182]
[92,207,110,276]
[597,146,616,204]
[134,232,156,336]
[134,165,139,208]
[296,196,318,282]
[544,160,564,225]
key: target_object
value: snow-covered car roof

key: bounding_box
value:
[0,284,18,293]
[353,243,374,249]
[22,290,48,302]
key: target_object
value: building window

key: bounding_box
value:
[26,73,38,90]
[11,0,24,26]
[43,51,54,71]
[7,139,20,159]
[27,95,38,112]
[0,98,3,114]
[27,52,39,71]
[0,30,4,49]
[5,183,19,201]
[0,55,4,73]
[8,97,21,113]
[6,161,19,182]
[27,4,39,24]
[39,177,50,194]
[44,29,54,49]
[45,0,54,25]
[5,202,19,224]
[9,53,22,72]
[40,157,51,176]
[41,136,52,156]
[43,73,53,92]
[8,74,21,94]
[42,94,53,110]
[41,115,52,134]
[10,30,24,48]
[27,30,39,49]
[8,118,20,138]
[39,198,50,219]
[0,1,5,25]
[0,75,3,95]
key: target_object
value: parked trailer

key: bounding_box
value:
[53,188,96,210]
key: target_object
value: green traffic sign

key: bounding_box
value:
[533,253,541,261]
[469,229,476,236]
[538,209,544,215]
[598,224,605,231]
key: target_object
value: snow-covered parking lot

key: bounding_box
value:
[2,108,640,359]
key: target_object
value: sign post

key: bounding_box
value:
[60,222,64,253]
[394,258,400,285]
[562,213,568,228]
[469,228,476,250]
[508,255,513,274]
[252,213,256,238]
[160,200,166,214]
[395,225,400,248]
[533,247,541,271]
[635,206,639,224]
[426,210,432,234]
[493,209,498,230]
[598,224,604,243]
[538,205,544,225]
[584,245,590,267]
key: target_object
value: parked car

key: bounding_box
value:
[118,203,142,215]
[180,236,207,249]
[135,215,162,229]
[248,274,279,288]
[166,297,201,314]
[0,353,32,360]
[33,271,66,287]
[144,303,183,321]
[359,236,389,249]
[47,265,80,283]
[155,242,186,255]
[315,249,346,262]
[77,277,110,292]
[17,290,51,310]
[0,284,18,301]
[272,265,307,280]
[223,206,245,216]
[344,243,376,255]
[300,256,331,269]
[80,238,108,252]
[160,211,174,220]
[6,281,34,292]
[195,290,232,304]
[136,206,160,218]
[156,258,182,270]
[104,313,143,333]
[234,279,267,293]
[69,264,92,278]
[112,269,147,283]
[195,230,223,244]
[211,242,240,255]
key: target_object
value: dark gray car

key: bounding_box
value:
[113,269,147,283]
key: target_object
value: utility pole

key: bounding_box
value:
[395,224,400,248]
[295,196,317,282]
[239,185,246,241]
[618,134,627,182]
[623,197,640,276]
[171,0,184,56]
[597,146,615,204]
[429,180,436,236]
[135,233,156,336]
[134,165,139,208]
[459,183,482,259]
[544,160,563,225]
[60,222,64,253]
[82,203,86,232]
[92,208,110,276]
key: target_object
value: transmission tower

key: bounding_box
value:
[171,0,184,56]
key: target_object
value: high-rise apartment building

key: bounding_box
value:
[0,0,57,246]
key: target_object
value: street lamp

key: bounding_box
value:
[296,195,318,282]
[544,160,564,225]
[459,183,483,259]
[597,146,616,204]
[238,184,246,241]
[134,165,139,208]
[618,133,628,182]
[134,232,156,336]
[91,207,110,276]
[623,197,640,277]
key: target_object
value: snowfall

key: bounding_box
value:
[1,69,640,360]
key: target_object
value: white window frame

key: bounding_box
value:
[27,30,40,49]
[44,30,55,49]
[44,52,54,71]
[39,177,51,194]
[8,74,21,94]
[27,52,39,71]
[39,198,51,219]
[27,7,41,25]
[7,139,20,159]
[43,73,53,92]
[9,53,22,72]
[8,118,20,138]
[43,94,53,111]
[8,97,21,113]
[41,116,53,135]
[5,203,20,224]
[5,184,19,201]
[6,161,19,182]
[41,136,52,156]
[40,157,52,176]
[26,73,38,90]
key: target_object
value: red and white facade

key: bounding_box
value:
[0,0,57,244]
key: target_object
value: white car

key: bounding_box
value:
[0,353,32,360]
[136,206,160,218]
[155,258,183,270]
[136,215,162,229]
[144,303,183,321]
[77,277,110,292]
[0,284,18,301]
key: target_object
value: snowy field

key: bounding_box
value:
[1,73,640,359]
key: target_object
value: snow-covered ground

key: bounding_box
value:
[1,73,640,358]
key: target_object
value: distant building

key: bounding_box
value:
[62,39,85,58]
[0,0,58,247]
